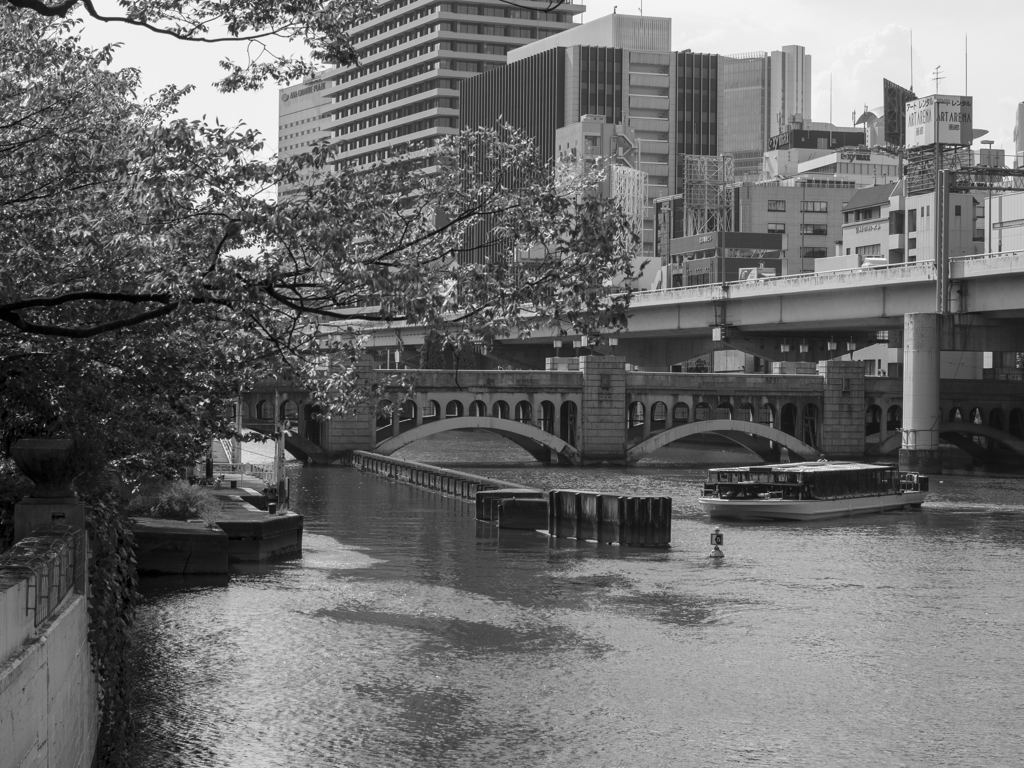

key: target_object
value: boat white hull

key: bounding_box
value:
[699,491,927,522]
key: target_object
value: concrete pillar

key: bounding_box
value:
[641,397,652,439]
[899,313,944,473]
[578,356,627,464]
[820,361,867,460]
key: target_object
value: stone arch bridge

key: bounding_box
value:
[238,358,1024,467]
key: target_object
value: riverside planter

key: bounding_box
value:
[9,438,79,499]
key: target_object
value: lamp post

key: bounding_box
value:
[981,139,995,253]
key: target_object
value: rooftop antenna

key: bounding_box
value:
[931,65,944,95]
[910,29,914,92]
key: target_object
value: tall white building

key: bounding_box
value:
[720,45,812,179]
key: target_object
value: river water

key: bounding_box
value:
[131,435,1024,767]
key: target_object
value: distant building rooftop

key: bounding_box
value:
[507,13,671,63]
[845,183,897,211]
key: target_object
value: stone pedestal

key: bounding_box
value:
[899,313,944,474]
[9,438,87,543]
[13,498,87,543]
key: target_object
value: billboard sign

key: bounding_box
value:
[905,94,973,148]
[883,78,915,147]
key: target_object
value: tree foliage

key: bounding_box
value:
[1,7,638,480]
[1,5,635,764]
[3,0,380,90]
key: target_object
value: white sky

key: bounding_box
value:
[79,0,1024,156]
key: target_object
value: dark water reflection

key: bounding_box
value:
[132,434,1024,767]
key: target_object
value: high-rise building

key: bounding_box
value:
[459,14,721,281]
[1015,102,1024,168]
[315,0,583,170]
[720,46,811,179]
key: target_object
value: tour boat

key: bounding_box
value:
[698,461,928,522]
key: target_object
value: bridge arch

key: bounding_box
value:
[626,418,821,464]
[672,402,689,424]
[867,422,1024,460]
[514,400,532,424]
[375,416,581,465]
[938,421,1024,460]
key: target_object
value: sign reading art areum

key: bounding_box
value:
[905,94,973,148]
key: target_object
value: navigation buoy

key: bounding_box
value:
[709,527,725,558]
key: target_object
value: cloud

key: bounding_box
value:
[814,25,919,127]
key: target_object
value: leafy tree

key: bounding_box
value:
[1,6,638,480]
[1,6,635,764]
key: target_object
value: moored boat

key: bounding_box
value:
[698,461,928,522]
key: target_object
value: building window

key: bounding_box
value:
[889,211,905,235]
[955,205,962,216]
[767,223,785,233]
[801,201,827,213]
[800,247,828,259]
[908,237,917,249]
[908,209,917,232]
[855,244,882,256]
[767,199,786,212]
[800,223,828,235]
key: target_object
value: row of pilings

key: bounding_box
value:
[348,451,671,547]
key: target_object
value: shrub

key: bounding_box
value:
[144,480,221,524]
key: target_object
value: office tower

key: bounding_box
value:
[720,45,811,179]
[460,14,720,281]
[312,0,583,171]
[1015,102,1024,168]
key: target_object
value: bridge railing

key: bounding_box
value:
[630,261,937,305]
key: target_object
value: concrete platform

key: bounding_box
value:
[210,491,303,565]
[133,487,303,575]
[133,519,229,575]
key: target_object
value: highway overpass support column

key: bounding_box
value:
[579,356,627,464]
[899,313,943,474]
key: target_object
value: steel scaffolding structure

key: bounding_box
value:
[677,154,736,237]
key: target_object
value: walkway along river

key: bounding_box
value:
[130,435,1024,768]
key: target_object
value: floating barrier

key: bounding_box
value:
[349,451,530,501]
[348,452,671,547]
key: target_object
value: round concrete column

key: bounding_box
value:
[899,313,943,473]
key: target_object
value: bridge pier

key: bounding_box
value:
[578,356,627,464]
[899,313,944,474]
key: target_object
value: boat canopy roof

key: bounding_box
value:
[707,461,895,475]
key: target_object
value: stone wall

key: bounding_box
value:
[0,527,97,768]
[0,592,97,768]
